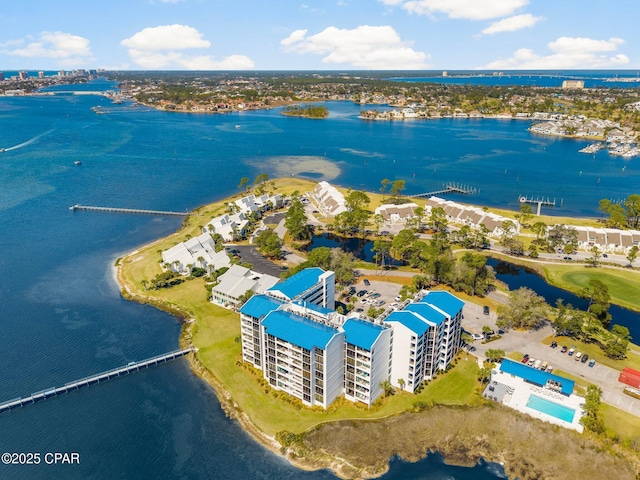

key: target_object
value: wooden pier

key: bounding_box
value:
[69,204,189,216]
[0,348,196,413]
[518,195,556,215]
[410,182,478,199]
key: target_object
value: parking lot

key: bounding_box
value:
[229,246,286,277]
[335,277,402,313]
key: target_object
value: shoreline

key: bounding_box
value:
[113,181,640,479]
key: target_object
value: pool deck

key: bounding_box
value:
[485,368,585,433]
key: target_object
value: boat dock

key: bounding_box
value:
[69,204,189,216]
[0,348,196,413]
[518,195,557,215]
[410,182,478,198]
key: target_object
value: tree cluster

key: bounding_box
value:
[283,247,356,285]
[598,194,640,229]
[256,229,284,259]
[496,287,549,330]
[285,195,313,241]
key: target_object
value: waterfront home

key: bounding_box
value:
[374,203,420,225]
[204,212,249,242]
[425,196,520,237]
[162,231,231,274]
[312,181,347,217]
[210,265,279,309]
[572,225,640,254]
[231,193,283,216]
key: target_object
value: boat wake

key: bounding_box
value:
[3,129,55,152]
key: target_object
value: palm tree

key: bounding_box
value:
[398,378,405,391]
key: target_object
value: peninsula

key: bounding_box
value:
[116,177,640,480]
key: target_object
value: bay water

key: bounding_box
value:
[2,76,637,479]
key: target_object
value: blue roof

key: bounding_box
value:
[424,291,464,317]
[385,311,431,336]
[262,310,338,351]
[403,303,447,326]
[500,358,575,395]
[239,294,283,319]
[342,319,386,350]
[268,267,325,300]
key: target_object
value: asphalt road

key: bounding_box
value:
[231,245,285,277]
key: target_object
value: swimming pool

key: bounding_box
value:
[526,394,576,423]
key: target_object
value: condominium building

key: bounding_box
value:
[239,267,465,407]
[384,291,464,393]
[266,267,335,309]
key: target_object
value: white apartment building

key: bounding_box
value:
[239,268,465,408]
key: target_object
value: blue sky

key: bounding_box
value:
[1,0,638,70]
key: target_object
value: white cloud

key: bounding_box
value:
[384,0,529,20]
[281,25,430,69]
[481,14,542,35]
[483,36,629,69]
[121,25,210,51]
[0,31,92,63]
[121,25,254,69]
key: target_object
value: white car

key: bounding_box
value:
[472,333,483,340]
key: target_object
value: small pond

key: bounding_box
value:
[487,257,640,341]
[305,233,405,266]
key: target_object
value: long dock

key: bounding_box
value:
[410,182,478,198]
[69,204,189,216]
[518,195,556,215]
[0,348,196,413]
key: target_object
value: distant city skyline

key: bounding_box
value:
[1,0,638,71]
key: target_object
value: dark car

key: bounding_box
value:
[521,354,530,363]
[581,354,589,363]
[603,253,608,258]
[356,290,367,297]
[363,279,370,286]
[550,341,557,348]
[348,287,356,295]
[560,345,568,353]
[483,305,490,315]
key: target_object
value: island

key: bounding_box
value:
[116,177,640,480]
[281,104,329,118]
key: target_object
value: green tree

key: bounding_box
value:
[380,380,394,397]
[255,229,283,259]
[531,221,547,240]
[519,203,534,226]
[603,324,630,359]
[588,245,602,267]
[372,239,392,271]
[496,287,549,330]
[254,173,269,195]
[485,348,505,363]
[580,385,604,434]
[624,193,640,228]
[391,229,418,261]
[580,279,611,326]
[334,190,371,238]
[427,207,447,232]
[627,245,639,267]
[285,195,313,241]
[237,176,249,192]
[379,178,390,200]
[389,179,406,200]
[373,213,385,234]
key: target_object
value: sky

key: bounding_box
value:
[1,0,639,71]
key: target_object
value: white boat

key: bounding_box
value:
[74,160,82,165]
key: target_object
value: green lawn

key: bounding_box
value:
[601,403,640,446]
[545,267,640,312]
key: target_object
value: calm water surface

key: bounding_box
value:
[3,76,637,479]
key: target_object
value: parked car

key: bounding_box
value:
[575,352,582,361]
[472,333,483,340]
[363,279,370,286]
[371,293,381,299]
[568,347,575,356]
[483,306,490,315]
[521,354,530,364]
[356,290,367,297]
[550,341,558,348]
[561,345,568,353]
[588,359,596,367]
[546,366,554,373]
[581,354,589,363]
[603,253,608,258]
[527,358,536,367]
